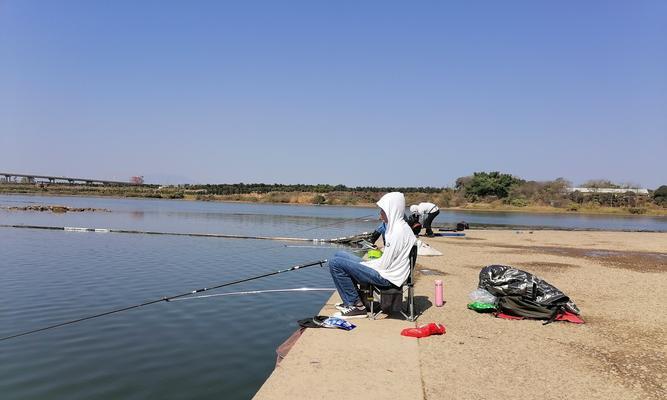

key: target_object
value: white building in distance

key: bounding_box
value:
[567,188,649,195]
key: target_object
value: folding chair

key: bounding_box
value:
[368,245,418,321]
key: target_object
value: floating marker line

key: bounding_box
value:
[0,224,371,244]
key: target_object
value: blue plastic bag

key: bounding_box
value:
[322,317,356,330]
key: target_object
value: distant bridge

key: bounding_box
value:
[0,172,147,186]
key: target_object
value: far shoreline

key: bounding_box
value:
[2,190,666,219]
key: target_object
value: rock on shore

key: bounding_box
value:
[2,205,110,213]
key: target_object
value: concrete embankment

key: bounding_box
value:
[253,306,422,399]
[254,230,666,400]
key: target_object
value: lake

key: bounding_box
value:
[0,194,665,400]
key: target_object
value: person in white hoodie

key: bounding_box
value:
[328,192,417,319]
[409,202,440,237]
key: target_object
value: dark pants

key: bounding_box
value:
[423,210,440,236]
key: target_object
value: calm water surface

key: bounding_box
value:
[0,194,665,400]
[0,196,380,400]
[1,194,665,232]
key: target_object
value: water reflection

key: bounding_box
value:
[129,211,145,220]
[0,194,665,232]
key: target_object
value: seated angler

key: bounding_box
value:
[328,192,417,319]
[366,211,421,247]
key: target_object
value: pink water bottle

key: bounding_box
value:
[434,280,444,307]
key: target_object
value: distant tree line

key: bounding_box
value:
[179,175,666,210]
[452,172,666,212]
[185,183,443,195]
[6,172,661,211]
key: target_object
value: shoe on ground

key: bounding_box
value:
[333,305,368,319]
[336,301,380,313]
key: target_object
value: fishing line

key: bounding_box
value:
[165,212,377,265]
[253,212,378,253]
[185,212,379,260]
[284,245,350,249]
[0,259,327,342]
[169,287,335,302]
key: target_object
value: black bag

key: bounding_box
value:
[360,284,402,314]
[478,265,580,323]
[406,214,422,235]
[456,221,469,231]
[297,315,329,328]
[497,296,563,320]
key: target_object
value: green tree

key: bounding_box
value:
[458,172,524,200]
[653,185,667,206]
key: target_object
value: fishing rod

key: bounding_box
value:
[0,259,327,342]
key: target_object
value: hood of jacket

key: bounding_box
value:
[377,192,406,236]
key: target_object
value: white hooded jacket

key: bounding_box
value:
[361,192,417,286]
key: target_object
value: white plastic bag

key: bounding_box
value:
[468,288,496,304]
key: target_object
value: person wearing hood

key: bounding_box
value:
[410,202,440,237]
[366,213,421,246]
[328,192,417,319]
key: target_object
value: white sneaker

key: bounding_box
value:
[333,305,368,319]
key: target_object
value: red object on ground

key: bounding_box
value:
[555,311,585,324]
[495,311,585,324]
[495,313,524,320]
[401,323,446,338]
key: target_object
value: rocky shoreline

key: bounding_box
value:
[2,205,110,213]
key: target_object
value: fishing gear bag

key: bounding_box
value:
[406,214,422,235]
[456,221,469,231]
[496,296,563,320]
[358,284,402,314]
[478,265,580,322]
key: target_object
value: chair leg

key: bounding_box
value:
[368,286,381,320]
[407,286,415,321]
[368,285,374,319]
[398,286,410,321]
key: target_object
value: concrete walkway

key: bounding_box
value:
[255,230,666,400]
[253,298,423,400]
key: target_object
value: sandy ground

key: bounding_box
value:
[254,230,666,400]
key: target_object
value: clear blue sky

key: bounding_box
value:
[1,1,665,188]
